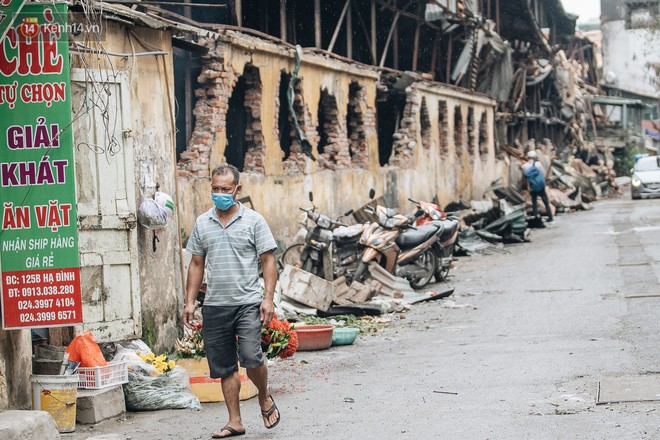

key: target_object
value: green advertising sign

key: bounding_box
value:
[0,3,82,329]
[0,0,26,43]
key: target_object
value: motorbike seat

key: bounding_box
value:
[438,220,459,242]
[396,224,439,250]
[333,224,363,242]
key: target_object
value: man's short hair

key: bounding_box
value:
[212,164,240,186]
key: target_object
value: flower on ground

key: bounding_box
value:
[261,316,298,360]
[139,352,176,374]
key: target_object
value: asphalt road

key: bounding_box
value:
[71,193,660,440]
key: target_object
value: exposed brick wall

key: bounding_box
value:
[317,90,351,169]
[347,82,369,168]
[242,66,266,174]
[439,100,448,158]
[178,40,265,177]
[278,77,311,175]
[390,88,418,167]
[420,97,431,150]
[178,39,229,178]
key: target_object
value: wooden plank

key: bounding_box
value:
[280,0,286,42]
[430,32,439,78]
[346,0,353,58]
[379,11,401,67]
[104,264,135,322]
[412,21,421,71]
[351,196,387,224]
[328,0,351,53]
[314,0,321,48]
[353,1,375,64]
[235,0,242,27]
[371,0,376,65]
[598,376,660,404]
[280,265,334,312]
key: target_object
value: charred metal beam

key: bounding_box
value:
[328,0,351,53]
[353,1,376,64]
[315,0,321,48]
[371,0,376,66]
[280,0,287,42]
[375,0,441,31]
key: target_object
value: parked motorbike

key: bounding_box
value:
[408,198,460,282]
[353,201,442,289]
[280,192,363,281]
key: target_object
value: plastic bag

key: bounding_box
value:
[113,339,200,411]
[154,191,175,219]
[137,197,168,229]
[65,332,108,368]
[124,365,201,411]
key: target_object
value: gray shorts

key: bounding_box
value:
[202,303,265,379]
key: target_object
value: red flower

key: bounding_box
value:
[261,316,298,359]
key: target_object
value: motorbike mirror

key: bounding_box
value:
[368,188,375,199]
[308,191,314,202]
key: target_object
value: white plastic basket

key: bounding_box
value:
[77,360,128,389]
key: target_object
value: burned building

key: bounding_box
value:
[150,0,593,240]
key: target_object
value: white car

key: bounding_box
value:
[631,156,660,199]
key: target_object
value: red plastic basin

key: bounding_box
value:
[294,324,335,351]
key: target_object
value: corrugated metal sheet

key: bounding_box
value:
[425,0,456,21]
[84,0,200,34]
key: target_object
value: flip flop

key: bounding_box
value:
[211,426,245,438]
[261,395,281,429]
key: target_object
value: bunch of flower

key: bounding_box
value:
[261,316,298,359]
[139,352,176,374]
[175,322,205,360]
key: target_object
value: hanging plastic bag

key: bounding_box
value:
[137,197,168,229]
[65,332,108,368]
[154,191,175,220]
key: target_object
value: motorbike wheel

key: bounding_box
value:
[435,244,454,282]
[280,244,304,272]
[408,249,437,290]
[353,261,369,284]
[435,265,449,282]
[302,256,314,274]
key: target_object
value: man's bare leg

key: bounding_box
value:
[246,364,280,428]
[212,371,245,437]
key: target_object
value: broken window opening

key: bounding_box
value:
[347,81,368,168]
[438,100,448,158]
[174,48,202,162]
[377,90,405,166]
[467,106,476,160]
[317,89,348,169]
[225,65,265,174]
[277,71,294,161]
[226,74,248,171]
[454,105,464,159]
[420,97,431,150]
[277,71,309,174]
[479,111,488,159]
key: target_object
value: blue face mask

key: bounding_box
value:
[212,187,237,211]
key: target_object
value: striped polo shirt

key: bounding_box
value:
[186,203,277,306]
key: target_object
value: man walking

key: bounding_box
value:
[523,151,553,222]
[183,164,280,438]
